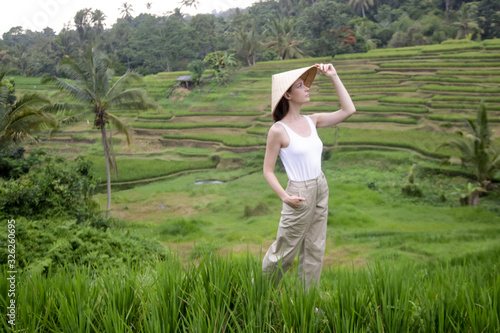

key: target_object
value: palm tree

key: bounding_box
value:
[454,2,481,39]
[91,9,107,35]
[0,68,57,151]
[349,0,374,18]
[42,48,155,218]
[234,25,262,66]
[442,104,500,204]
[179,0,198,9]
[74,8,92,43]
[265,17,306,60]
[119,2,134,20]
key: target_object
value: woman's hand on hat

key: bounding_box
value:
[315,63,337,78]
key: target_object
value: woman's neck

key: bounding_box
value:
[284,103,302,122]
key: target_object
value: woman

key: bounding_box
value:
[262,63,355,290]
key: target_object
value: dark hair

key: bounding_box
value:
[273,86,293,122]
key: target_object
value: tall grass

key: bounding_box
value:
[2,254,498,332]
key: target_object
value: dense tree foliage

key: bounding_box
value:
[0,151,167,273]
[1,0,499,76]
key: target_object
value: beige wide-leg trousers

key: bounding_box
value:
[262,172,329,290]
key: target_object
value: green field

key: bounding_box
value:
[4,39,500,331]
[16,38,500,257]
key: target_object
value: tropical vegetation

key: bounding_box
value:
[0,68,56,151]
[1,0,500,76]
[442,104,500,204]
[41,48,155,218]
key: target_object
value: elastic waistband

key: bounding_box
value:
[288,172,325,187]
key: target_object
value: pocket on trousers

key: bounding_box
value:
[283,187,306,213]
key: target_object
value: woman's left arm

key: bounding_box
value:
[310,63,356,128]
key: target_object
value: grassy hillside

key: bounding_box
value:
[16,39,500,264]
[19,39,499,184]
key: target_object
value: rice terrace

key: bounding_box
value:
[2,37,500,331]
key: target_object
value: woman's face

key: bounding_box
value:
[285,78,310,105]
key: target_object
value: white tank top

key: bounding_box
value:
[276,115,323,181]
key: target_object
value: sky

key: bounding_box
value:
[1,0,260,36]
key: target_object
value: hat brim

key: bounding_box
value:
[271,65,317,115]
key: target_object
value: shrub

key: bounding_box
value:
[402,164,423,197]
[0,147,43,179]
[243,202,270,218]
[188,60,206,86]
[159,219,204,238]
[0,153,100,223]
[0,217,166,273]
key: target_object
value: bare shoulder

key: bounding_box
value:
[268,122,285,136]
[307,114,320,126]
[267,122,286,144]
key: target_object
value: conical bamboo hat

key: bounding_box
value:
[271,65,317,115]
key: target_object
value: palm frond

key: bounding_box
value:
[40,102,86,115]
[443,138,475,162]
[107,70,142,98]
[107,112,132,145]
[48,111,88,138]
[42,76,93,104]
[11,93,50,113]
[9,110,57,131]
[0,87,8,123]
[0,68,19,83]
[106,88,155,110]
[490,149,500,169]
[58,55,92,85]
